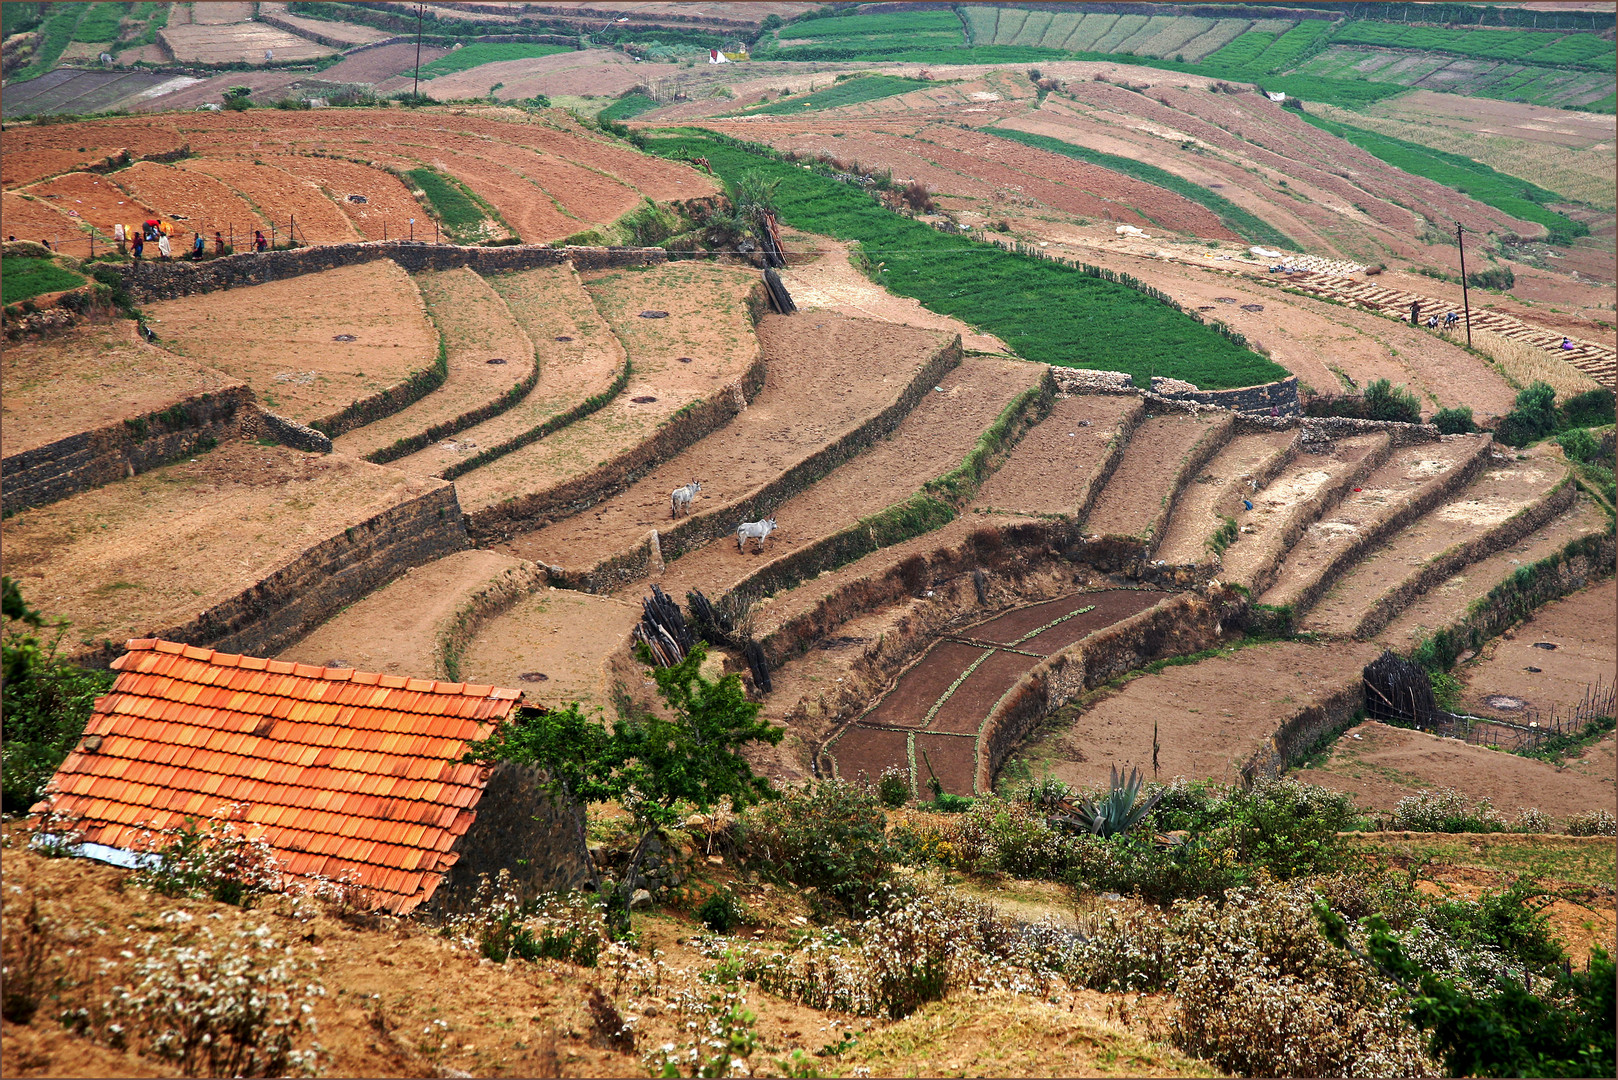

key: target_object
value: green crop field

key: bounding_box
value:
[1334,23,1614,69]
[989,128,1298,251]
[771,9,965,51]
[405,167,491,243]
[413,42,571,79]
[647,131,1288,389]
[72,1,130,44]
[600,93,658,121]
[8,2,88,82]
[2,257,86,306]
[743,75,934,116]
[1298,112,1589,243]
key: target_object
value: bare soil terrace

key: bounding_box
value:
[1154,429,1295,566]
[1457,578,1617,719]
[1081,413,1223,539]
[458,587,642,714]
[0,441,444,652]
[19,172,155,236]
[1,322,241,459]
[972,394,1142,519]
[113,160,269,238]
[178,158,362,244]
[143,259,438,427]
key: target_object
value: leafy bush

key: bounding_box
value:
[1389,788,1506,833]
[1558,426,1599,463]
[443,869,607,966]
[1565,808,1617,836]
[741,779,893,915]
[1425,879,1565,974]
[2,579,115,813]
[876,765,909,808]
[1496,380,1560,447]
[129,805,284,906]
[1363,378,1424,424]
[1466,266,1515,291]
[698,887,747,934]
[1432,406,1476,434]
[1559,387,1615,430]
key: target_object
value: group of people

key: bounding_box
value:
[1409,301,1462,332]
[112,220,271,260]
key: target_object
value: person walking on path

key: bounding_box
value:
[114,222,126,254]
[191,232,205,260]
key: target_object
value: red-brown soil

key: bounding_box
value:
[458,587,644,714]
[332,267,535,461]
[1082,414,1222,539]
[494,313,952,575]
[1378,494,1613,652]
[178,158,361,243]
[278,549,526,677]
[1457,578,1617,719]
[1305,720,1615,823]
[1302,443,1571,637]
[273,155,421,240]
[0,441,446,653]
[0,122,188,188]
[160,21,335,64]
[642,357,1044,602]
[830,590,1169,794]
[18,172,155,236]
[1153,429,1296,566]
[972,395,1142,518]
[144,259,438,426]
[318,41,450,84]
[455,261,759,516]
[1,322,241,458]
[1257,434,1492,610]
[1,192,94,255]
[408,48,665,101]
[112,161,270,238]
[1013,639,1381,790]
[391,264,625,478]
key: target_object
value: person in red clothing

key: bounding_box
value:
[254,230,268,252]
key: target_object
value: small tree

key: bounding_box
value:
[730,169,782,247]
[465,642,780,934]
[222,85,252,112]
[1362,378,1423,424]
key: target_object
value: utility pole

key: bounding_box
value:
[413,3,424,100]
[1456,221,1472,349]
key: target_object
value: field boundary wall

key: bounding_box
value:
[2,386,255,516]
[1238,672,1365,785]
[1142,412,1236,556]
[974,590,1234,791]
[1050,367,1302,416]
[436,560,552,681]
[567,335,964,594]
[1074,398,1146,522]
[465,280,771,542]
[71,482,470,668]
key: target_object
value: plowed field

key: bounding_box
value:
[179,158,360,243]
[19,172,155,232]
[112,161,269,238]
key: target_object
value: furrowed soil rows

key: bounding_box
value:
[457,587,641,714]
[1081,413,1225,539]
[160,21,335,64]
[20,172,156,230]
[279,549,525,678]
[179,157,361,243]
[1307,719,1614,823]
[828,589,1169,794]
[1010,640,1380,790]
[644,357,1043,602]
[391,264,626,478]
[494,314,951,577]
[453,261,760,519]
[1154,430,1296,566]
[1301,444,1572,638]
[971,395,1142,518]
[0,442,444,652]
[1,323,241,459]
[333,267,535,462]
[1376,494,1612,651]
[1215,434,1391,590]
[144,260,437,426]
[1256,434,1493,612]
[112,160,269,237]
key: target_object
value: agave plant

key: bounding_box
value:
[1050,766,1163,839]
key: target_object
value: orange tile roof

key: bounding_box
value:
[40,639,524,914]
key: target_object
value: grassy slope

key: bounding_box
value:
[743,75,934,116]
[414,41,570,79]
[404,167,489,242]
[989,127,1299,251]
[2,257,86,305]
[648,131,1287,389]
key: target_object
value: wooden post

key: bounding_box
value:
[1456,222,1472,349]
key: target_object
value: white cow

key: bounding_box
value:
[671,480,702,518]
[736,517,776,552]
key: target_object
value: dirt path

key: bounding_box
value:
[778,239,1007,353]
[0,442,444,652]
[456,588,640,714]
[1011,639,1381,790]
[1154,429,1295,566]
[1257,434,1492,611]
[453,261,761,517]
[972,395,1141,518]
[495,313,950,577]
[1378,494,1613,652]
[144,259,437,426]
[1305,720,1615,824]
[333,267,535,462]
[1,322,241,458]
[390,264,625,478]
[1457,578,1617,719]
[640,357,1043,602]
[1302,444,1570,638]
[279,549,527,678]
[1081,413,1223,539]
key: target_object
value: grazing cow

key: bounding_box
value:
[671,480,702,518]
[736,517,776,552]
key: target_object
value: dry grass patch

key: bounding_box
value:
[1465,327,1602,399]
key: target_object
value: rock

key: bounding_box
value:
[630,889,653,909]
[707,854,725,866]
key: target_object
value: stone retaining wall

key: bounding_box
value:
[1050,367,1302,416]
[1239,674,1366,784]
[2,386,255,516]
[72,481,469,667]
